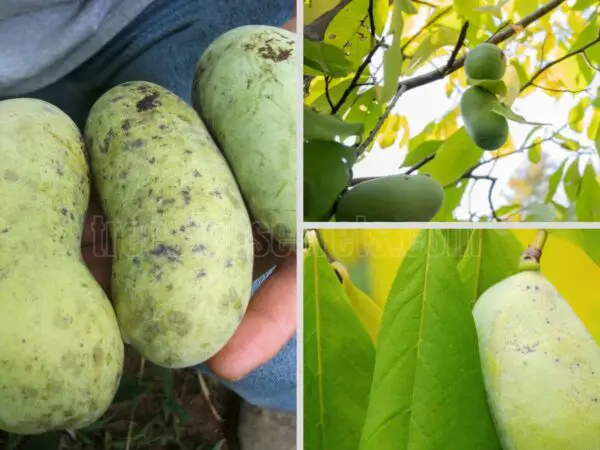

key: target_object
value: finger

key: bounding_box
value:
[207,253,297,381]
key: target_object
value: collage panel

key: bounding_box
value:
[0,2,298,450]
[303,228,600,449]
[304,0,600,223]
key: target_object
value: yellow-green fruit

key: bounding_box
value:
[193,25,297,247]
[460,87,509,150]
[465,43,507,81]
[85,82,253,369]
[0,99,124,434]
[473,271,600,450]
[334,174,444,222]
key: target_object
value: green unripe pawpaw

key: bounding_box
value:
[334,174,444,222]
[460,87,509,150]
[304,140,357,222]
[473,270,600,449]
[465,43,507,81]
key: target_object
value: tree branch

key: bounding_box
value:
[406,153,436,174]
[583,50,600,71]
[358,85,408,154]
[521,34,600,92]
[395,0,566,94]
[444,21,470,74]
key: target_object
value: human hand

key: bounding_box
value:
[81,195,297,381]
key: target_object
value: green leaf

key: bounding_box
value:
[454,0,481,25]
[380,44,404,104]
[397,0,417,14]
[490,102,547,125]
[544,159,567,203]
[402,140,443,167]
[442,229,476,263]
[304,39,354,77]
[304,0,343,25]
[432,181,468,221]
[468,78,507,97]
[573,0,596,10]
[325,0,373,68]
[527,138,542,164]
[304,106,363,141]
[422,127,483,186]
[551,230,600,267]
[304,232,375,450]
[407,27,460,73]
[595,123,600,156]
[524,203,558,222]
[563,159,582,202]
[390,0,405,34]
[568,97,590,133]
[576,162,600,221]
[458,230,524,306]
[359,230,501,450]
[345,89,384,148]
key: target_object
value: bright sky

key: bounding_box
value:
[352,18,600,221]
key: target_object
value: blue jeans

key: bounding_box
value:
[2,0,296,412]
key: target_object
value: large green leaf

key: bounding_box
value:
[305,0,342,26]
[325,0,373,68]
[359,230,502,450]
[422,127,483,186]
[402,140,443,167]
[304,39,355,77]
[458,230,524,306]
[442,229,476,263]
[304,232,376,450]
[304,106,363,141]
[576,162,600,221]
[563,159,582,202]
[544,159,567,203]
[380,43,404,104]
[432,181,468,221]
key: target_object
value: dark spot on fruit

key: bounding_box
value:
[102,129,115,154]
[124,139,145,150]
[193,244,206,253]
[21,338,26,344]
[197,269,207,279]
[93,347,104,366]
[225,259,233,268]
[0,228,8,233]
[258,43,292,61]
[184,149,193,154]
[167,284,173,291]
[136,92,160,111]
[167,311,192,337]
[534,285,539,291]
[525,285,530,291]
[111,95,125,103]
[193,170,201,177]
[120,171,128,179]
[554,358,560,363]
[159,124,168,130]
[132,257,140,266]
[179,225,186,232]
[181,188,191,205]
[210,189,222,199]
[121,119,131,131]
[148,157,156,164]
[61,208,68,216]
[149,244,181,262]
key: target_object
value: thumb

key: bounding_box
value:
[207,253,297,381]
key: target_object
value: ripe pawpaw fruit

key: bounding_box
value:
[460,86,509,150]
[465,43,507,81]
[304,140,357,221]
[334,174,444,222]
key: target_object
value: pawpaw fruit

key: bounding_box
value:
[473,270,600,449]
[460,86,509,150]
[465,43,507,81]
[334,174,444,222]
[304,140,357,221]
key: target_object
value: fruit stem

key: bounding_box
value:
[518,229,548,271]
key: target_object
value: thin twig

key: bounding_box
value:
[401,6,453,52]
[584,50,600,71]
[444,21,470,73]
[358,85,408,154]
[324,76,334,110]
[198,373,224,422]
[412,0,436,6]
[529,82,590,94]
[405,153,436,174]
[521,35,600,91]
[368,0,377,40]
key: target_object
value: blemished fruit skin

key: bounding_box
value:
[193,25,297,247]
[460,87,509,150]
[304,140,357,222]
[85,82,254,369]
[473,271,600,450]
[0,99,124,434]
[334,174,444,222]
[465,43,507,81]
